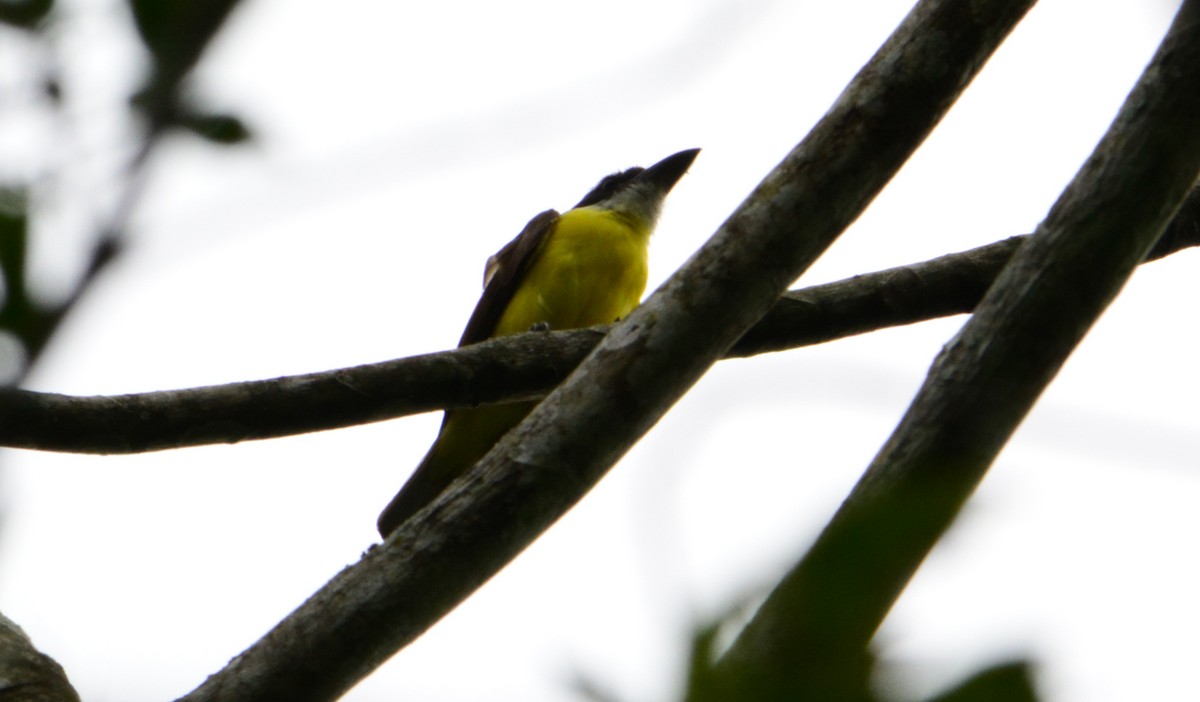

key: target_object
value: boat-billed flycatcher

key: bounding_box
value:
[377,148,700,538]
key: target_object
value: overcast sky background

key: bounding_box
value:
[1,1,1196,700]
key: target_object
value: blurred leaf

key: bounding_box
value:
[683,613,731,702]
[125,0,246,138]
[0,187,72,379]
[924,661,1039,702]
[0,189,32,381]
[126,0,243,81]
[684,593,874,702]
[42,74,62,105]
[567,672,624,702]
[0,0,53,29]
[126,0,182,63]
[178,110,253,145]
[0,188,30,316]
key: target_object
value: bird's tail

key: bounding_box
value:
[377,401,536,538]
[377,441,452,538]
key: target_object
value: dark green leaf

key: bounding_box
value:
[179,111,253,145]
[126,0,177,61]
[126,0,243,79]
[684,593,875,702]
[0,0,54,29]
[924,660,1039,702]
[0,188,29,312]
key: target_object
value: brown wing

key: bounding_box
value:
[457,209,559,346]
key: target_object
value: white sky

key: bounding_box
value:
[1,1,1197,701]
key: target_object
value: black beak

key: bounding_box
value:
[637,148,701,194]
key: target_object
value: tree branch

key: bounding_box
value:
[715,2,1200,694]
[0,611,80,702]
[3,195,1197,455]
[176,1,1037,700]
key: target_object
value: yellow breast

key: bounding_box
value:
[494,206,650,337]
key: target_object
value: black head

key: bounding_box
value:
[573,167,645,209]
[570,148,700,211]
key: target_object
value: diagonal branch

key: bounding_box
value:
[715,1,1200,693]
[2,193,1196,455]
[175,2,1037,701]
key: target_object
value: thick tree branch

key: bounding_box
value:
[0,611,80,702]
[2,198,1196,455]
[716,2,1200,694]
[176,2,1036,701]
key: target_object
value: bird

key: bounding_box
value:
[377,148,700,538]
